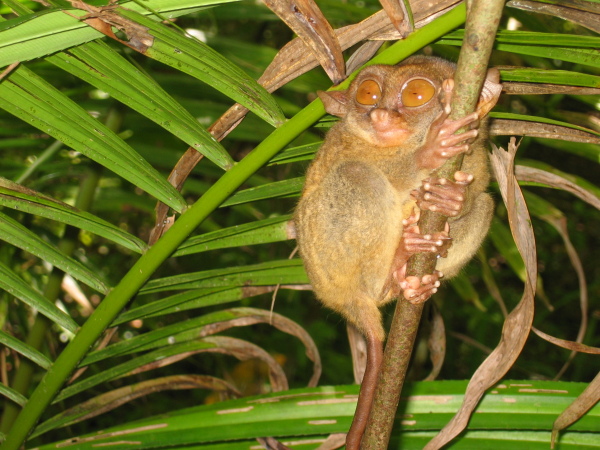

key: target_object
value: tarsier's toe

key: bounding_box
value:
[454,171,474,184]
[401,271,443,304]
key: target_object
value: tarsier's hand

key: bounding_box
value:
[402,210,452,257]
[412,171,473,217]
[391,211,449,304]
[417,79,480,171]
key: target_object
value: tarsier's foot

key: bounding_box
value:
[417,79,480,170]
[402,214,452,258]
[401,271,443,304]
[412,171,473,217]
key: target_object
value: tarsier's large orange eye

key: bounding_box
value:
[355,80,381,105]
[401,79,435,107]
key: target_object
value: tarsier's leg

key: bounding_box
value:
[383,210,445,305]
[345,331,383,450]
[398,171,473,303]
[347,210,447,449]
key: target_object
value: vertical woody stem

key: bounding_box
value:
[361,0,506,448]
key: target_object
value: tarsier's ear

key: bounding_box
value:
[318,90,350,117]
[476,68,502,118]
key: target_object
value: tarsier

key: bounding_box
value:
[294,56,502,448]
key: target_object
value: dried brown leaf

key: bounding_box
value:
[379,0,414,37]
[425,139,537,449]
[346,41,385,74]
[197,307,321,387]
[490,119,600,144]
[124,335,289,392]
[264,0,345,83]
[66,1,153,52]
[478,248,509,317]
[203,336,290,392]
[0,62,19,81]
[555,110,600,134]
[150,0,460,234]
[551,371,600,449]
[502,82,600,96]
[69,327,118,383]
[424,303,446,381]
[531,209,588,379]
[532,327,600,354]
[347,323,368,384]
[508,0,600,33]
[315,433,347,450]
[515,165,600,210]
[256,437,292,450]
[449,331,493,354]
[259,0,458,94]
[45,375,239,429]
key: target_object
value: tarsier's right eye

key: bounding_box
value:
[355,80,381,105]
[401,78,435,107]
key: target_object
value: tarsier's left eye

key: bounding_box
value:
[355,80,381,105]
[401,79,435,107]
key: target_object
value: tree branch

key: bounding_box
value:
[361,0,506,447]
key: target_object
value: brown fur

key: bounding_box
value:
[294,56,500,448]
[296,56,497,341]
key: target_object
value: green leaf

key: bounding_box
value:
[113,287,237,324]
[174,215,291,256]
[439,30,600,68]
[0,0,240,67]
[0,66,187,212]
[529,137,600,164]
[140,259,308,294]
[115,8,286,127]
[495,44,600,67]
[84,308,250,365]
[449,274,486,311]
[55,340,217,402]
[0,211,109,293]
[445,29,600,48]
[489,216,547,301]
[33,381,600,449]
[0,330,52,370]
[47,41,234,170]
[0,178,147,253]
[0,261,79,333]
[0,384,27,408]
[498,67,600,88]
[268,142,320,165]
[221,178,304,207]
[32,375,238,439]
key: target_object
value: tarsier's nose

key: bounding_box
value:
[370,108,402,133]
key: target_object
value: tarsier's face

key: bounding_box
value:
[321,57,455,148]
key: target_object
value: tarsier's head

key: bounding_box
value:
[318,56,496,149]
